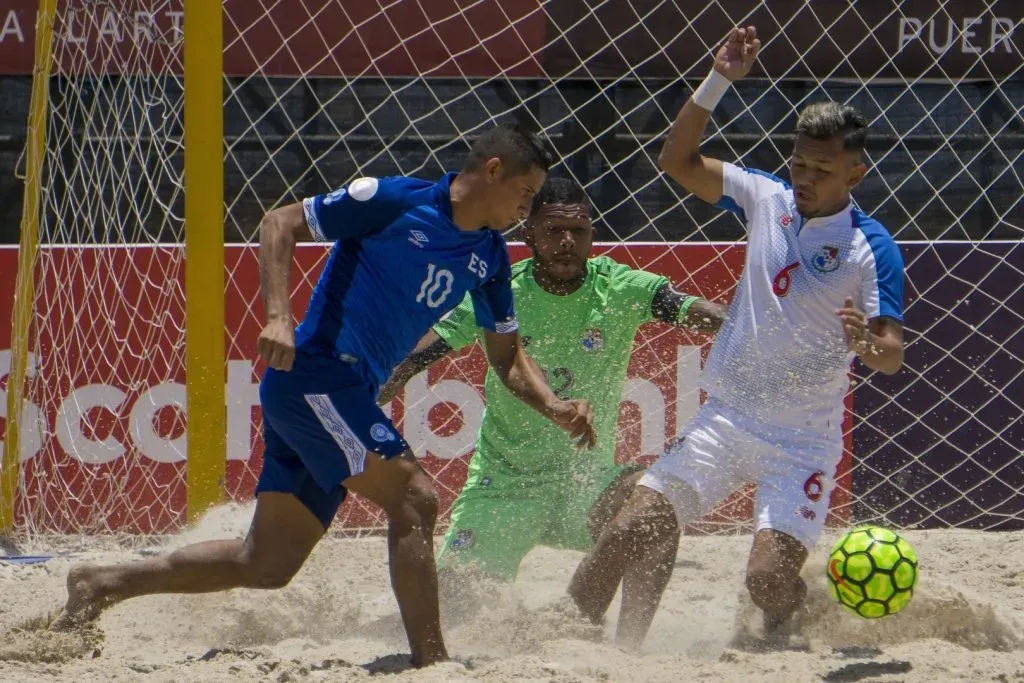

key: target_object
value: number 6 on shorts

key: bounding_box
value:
[803,470,825,502]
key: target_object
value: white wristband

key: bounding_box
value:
[692,70,732,112]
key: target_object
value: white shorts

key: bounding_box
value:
[639,399,844,550]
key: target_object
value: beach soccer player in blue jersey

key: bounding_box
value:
[55,126,597,667]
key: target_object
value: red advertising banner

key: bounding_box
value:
[0,0,547,77]
[0,1,1019,78]
[0,242,854,533]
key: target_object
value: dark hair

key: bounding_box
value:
[795,102,868,153]
[529,176,591,216]
[462,125,555,175]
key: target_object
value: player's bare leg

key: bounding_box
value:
[58,491,324,627]
[343,451,447,667]
[615,523,679,649]
[573,478,663,620]
[569,485,679,642]
[583,467,678,647]
[745,529,809,639]
[586,466,645,542]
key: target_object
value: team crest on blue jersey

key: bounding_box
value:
[581,328,604,352]
[451,529,474,550]
[370,423,397,443]
[812,245,840,273]
[323,188,346,205]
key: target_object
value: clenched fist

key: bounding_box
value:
[258,317,296,370]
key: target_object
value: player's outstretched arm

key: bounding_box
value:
[658,26,761,205]
[377,331,455,406]
[482,330,597,449]
[257,202,312,371]
[650,283,728,333]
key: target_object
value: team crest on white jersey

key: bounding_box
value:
[812,245,841,273]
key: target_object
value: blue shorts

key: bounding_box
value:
[256,352,410,529]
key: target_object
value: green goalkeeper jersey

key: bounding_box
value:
[433,255,668,487]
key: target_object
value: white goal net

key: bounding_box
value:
[2,0,1021,536]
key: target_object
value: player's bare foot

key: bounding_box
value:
[410,647,449,668]
[544,596,605,641]
[757,575,808,649]
[52,565,110,630]
[556,593,603,627]
[761,609,795,648]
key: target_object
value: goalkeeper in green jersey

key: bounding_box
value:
[378,176,726,583]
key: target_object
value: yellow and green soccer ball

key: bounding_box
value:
[827,526,918,618]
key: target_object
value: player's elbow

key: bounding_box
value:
[658,152,710,198]
[871,347,903,375]
[260,204,308,245]
[657,149,696,181]
[881,351,904,375]
[259,210,287,245]
[483,342,517,385]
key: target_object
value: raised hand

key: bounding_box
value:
[713,26,761,81]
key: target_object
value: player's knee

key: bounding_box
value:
[395,475,439,532]
[238,542,303,590]
[241,553,302,589]
[588,495,618,542]
[603,506,675,556]
[410,482,439,528]
[588,469,645,541]
[639,506,680,548]
[595,511,639,558]
[251,567,296,590]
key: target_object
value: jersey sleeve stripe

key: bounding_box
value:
[302,197,325,241]
[742,166,791,189]
[715,194,747,221]
[715,163,788,221]
[853,210,905,322]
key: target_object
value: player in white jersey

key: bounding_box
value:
[567,26,906,649]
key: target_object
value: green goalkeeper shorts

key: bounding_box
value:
[437,465,628,580]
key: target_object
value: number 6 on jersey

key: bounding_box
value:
[416,263,455,308]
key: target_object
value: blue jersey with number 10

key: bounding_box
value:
[294,172,517,393]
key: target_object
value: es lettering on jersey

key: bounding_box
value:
[295,173,518,391]
[705,163,905,431]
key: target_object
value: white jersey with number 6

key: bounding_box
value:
[702,163,905,433]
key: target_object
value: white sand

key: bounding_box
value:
[1,503,1022,682]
